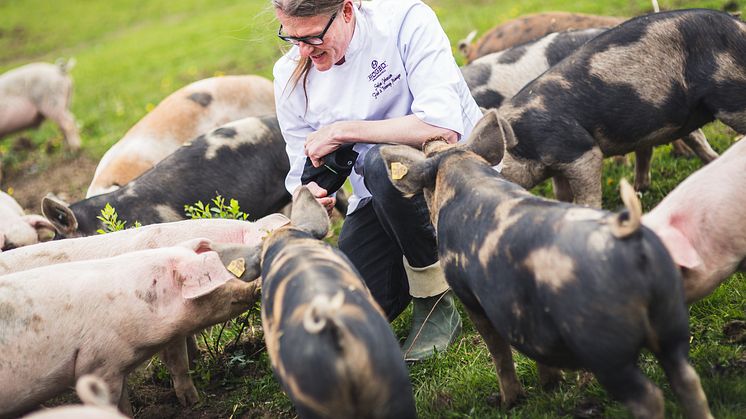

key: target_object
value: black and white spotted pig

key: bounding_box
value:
[379,111,712,419]
[259,187,416,419]
[462,28,607,109]
[495,8,739,207]
[41,116,291,238]
[461,28,717,193]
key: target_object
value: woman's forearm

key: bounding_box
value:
[335,114,459,147]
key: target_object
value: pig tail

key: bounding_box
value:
[303,290,345,333]
[76,375,115,408]
[608,178,642,238]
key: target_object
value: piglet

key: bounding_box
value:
[0,191,55,251]
[379,110,712,419]
[22,375,127,419]
[0,238,264,417]
[643,138,746,303]
[259,187,417,419]
[0,60,81,151]
[0,213,288,407]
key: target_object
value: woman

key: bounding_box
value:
[272,0,483,361]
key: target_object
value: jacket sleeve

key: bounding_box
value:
[396,1,469,138]
[273,58,313,195]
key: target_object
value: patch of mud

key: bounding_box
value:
[1,151,97,213]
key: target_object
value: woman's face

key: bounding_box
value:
[276,1,354,72]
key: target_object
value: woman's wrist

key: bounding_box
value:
[331,120,359,145]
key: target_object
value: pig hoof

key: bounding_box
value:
[176,386,200,406]
[572,397,605,419]
[487,390,525,409]
[723,320,746,344]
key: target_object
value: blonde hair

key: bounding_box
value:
[273,0,346,103]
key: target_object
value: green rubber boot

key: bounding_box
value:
[401,290,462,362]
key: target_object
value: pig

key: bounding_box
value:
[22,375,127,419]
[461,27,718,193]
[0,238,265,418]
[458,12,624,63]
[0,214,289,407]
[495,9,739,208]
[86,74,275,197]
[259,186,417,419]
[42,116,292,238]
[378,110,712,419]
[0,60,81,152]
[643,137,746,303]
[0,191,56,251]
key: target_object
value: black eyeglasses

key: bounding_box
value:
[278,11,338,46]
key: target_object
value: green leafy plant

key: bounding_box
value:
[184,193,249,220]
[96,203,141,234]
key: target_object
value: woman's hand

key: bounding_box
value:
[305,181,336,216]
[304,123,346,167]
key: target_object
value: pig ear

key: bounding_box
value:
[176,237,214,254]
[457,30,477,57]
[209,242,263,282]
[291,186,330,239]
[22,214,56,242]
[41,194,77,237]
[459,109,508,166]
[182,272,232,300]
[378,145,429,196]
[178,245,236,300]
[654,225,703,269]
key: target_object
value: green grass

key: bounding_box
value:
[3,0,745,417]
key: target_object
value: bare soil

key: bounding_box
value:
[2,149,96,213]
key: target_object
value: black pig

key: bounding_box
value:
[42,116,291,237]
[497,8,739,207]
[379,111,712,419]
[259,187,417,419]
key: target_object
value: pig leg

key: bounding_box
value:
[670,139,695,158]
[118,380,133,417]
[633,147,653,192]
[657,349,713,419]
[462,304,524,407]
[48,109,81,150]
[160,337,200,406]
[94,373,133,416]
[594,364,664,419]
[551,175,573,202]
[680,129,718,164]
[562,146,603,208]
[186,334,200,367]
[37,98,81,151]
[536,364,562,389]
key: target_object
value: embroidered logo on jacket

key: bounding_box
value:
[368,59,401,99]
[368,60,388,82]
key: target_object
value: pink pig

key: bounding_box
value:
[0,213,288,274]
[0,213,288,408]
[0,238,263,417]
[0,61,81,151]
[643,138,746,303]
[22,375,127,419]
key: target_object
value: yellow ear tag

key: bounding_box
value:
[227,258,246,278]
[391,162,408,180]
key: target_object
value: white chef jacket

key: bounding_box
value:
[273,0,483,214]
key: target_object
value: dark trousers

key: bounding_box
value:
[338,145,439,321]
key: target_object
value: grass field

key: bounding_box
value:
[1,0,744,418]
